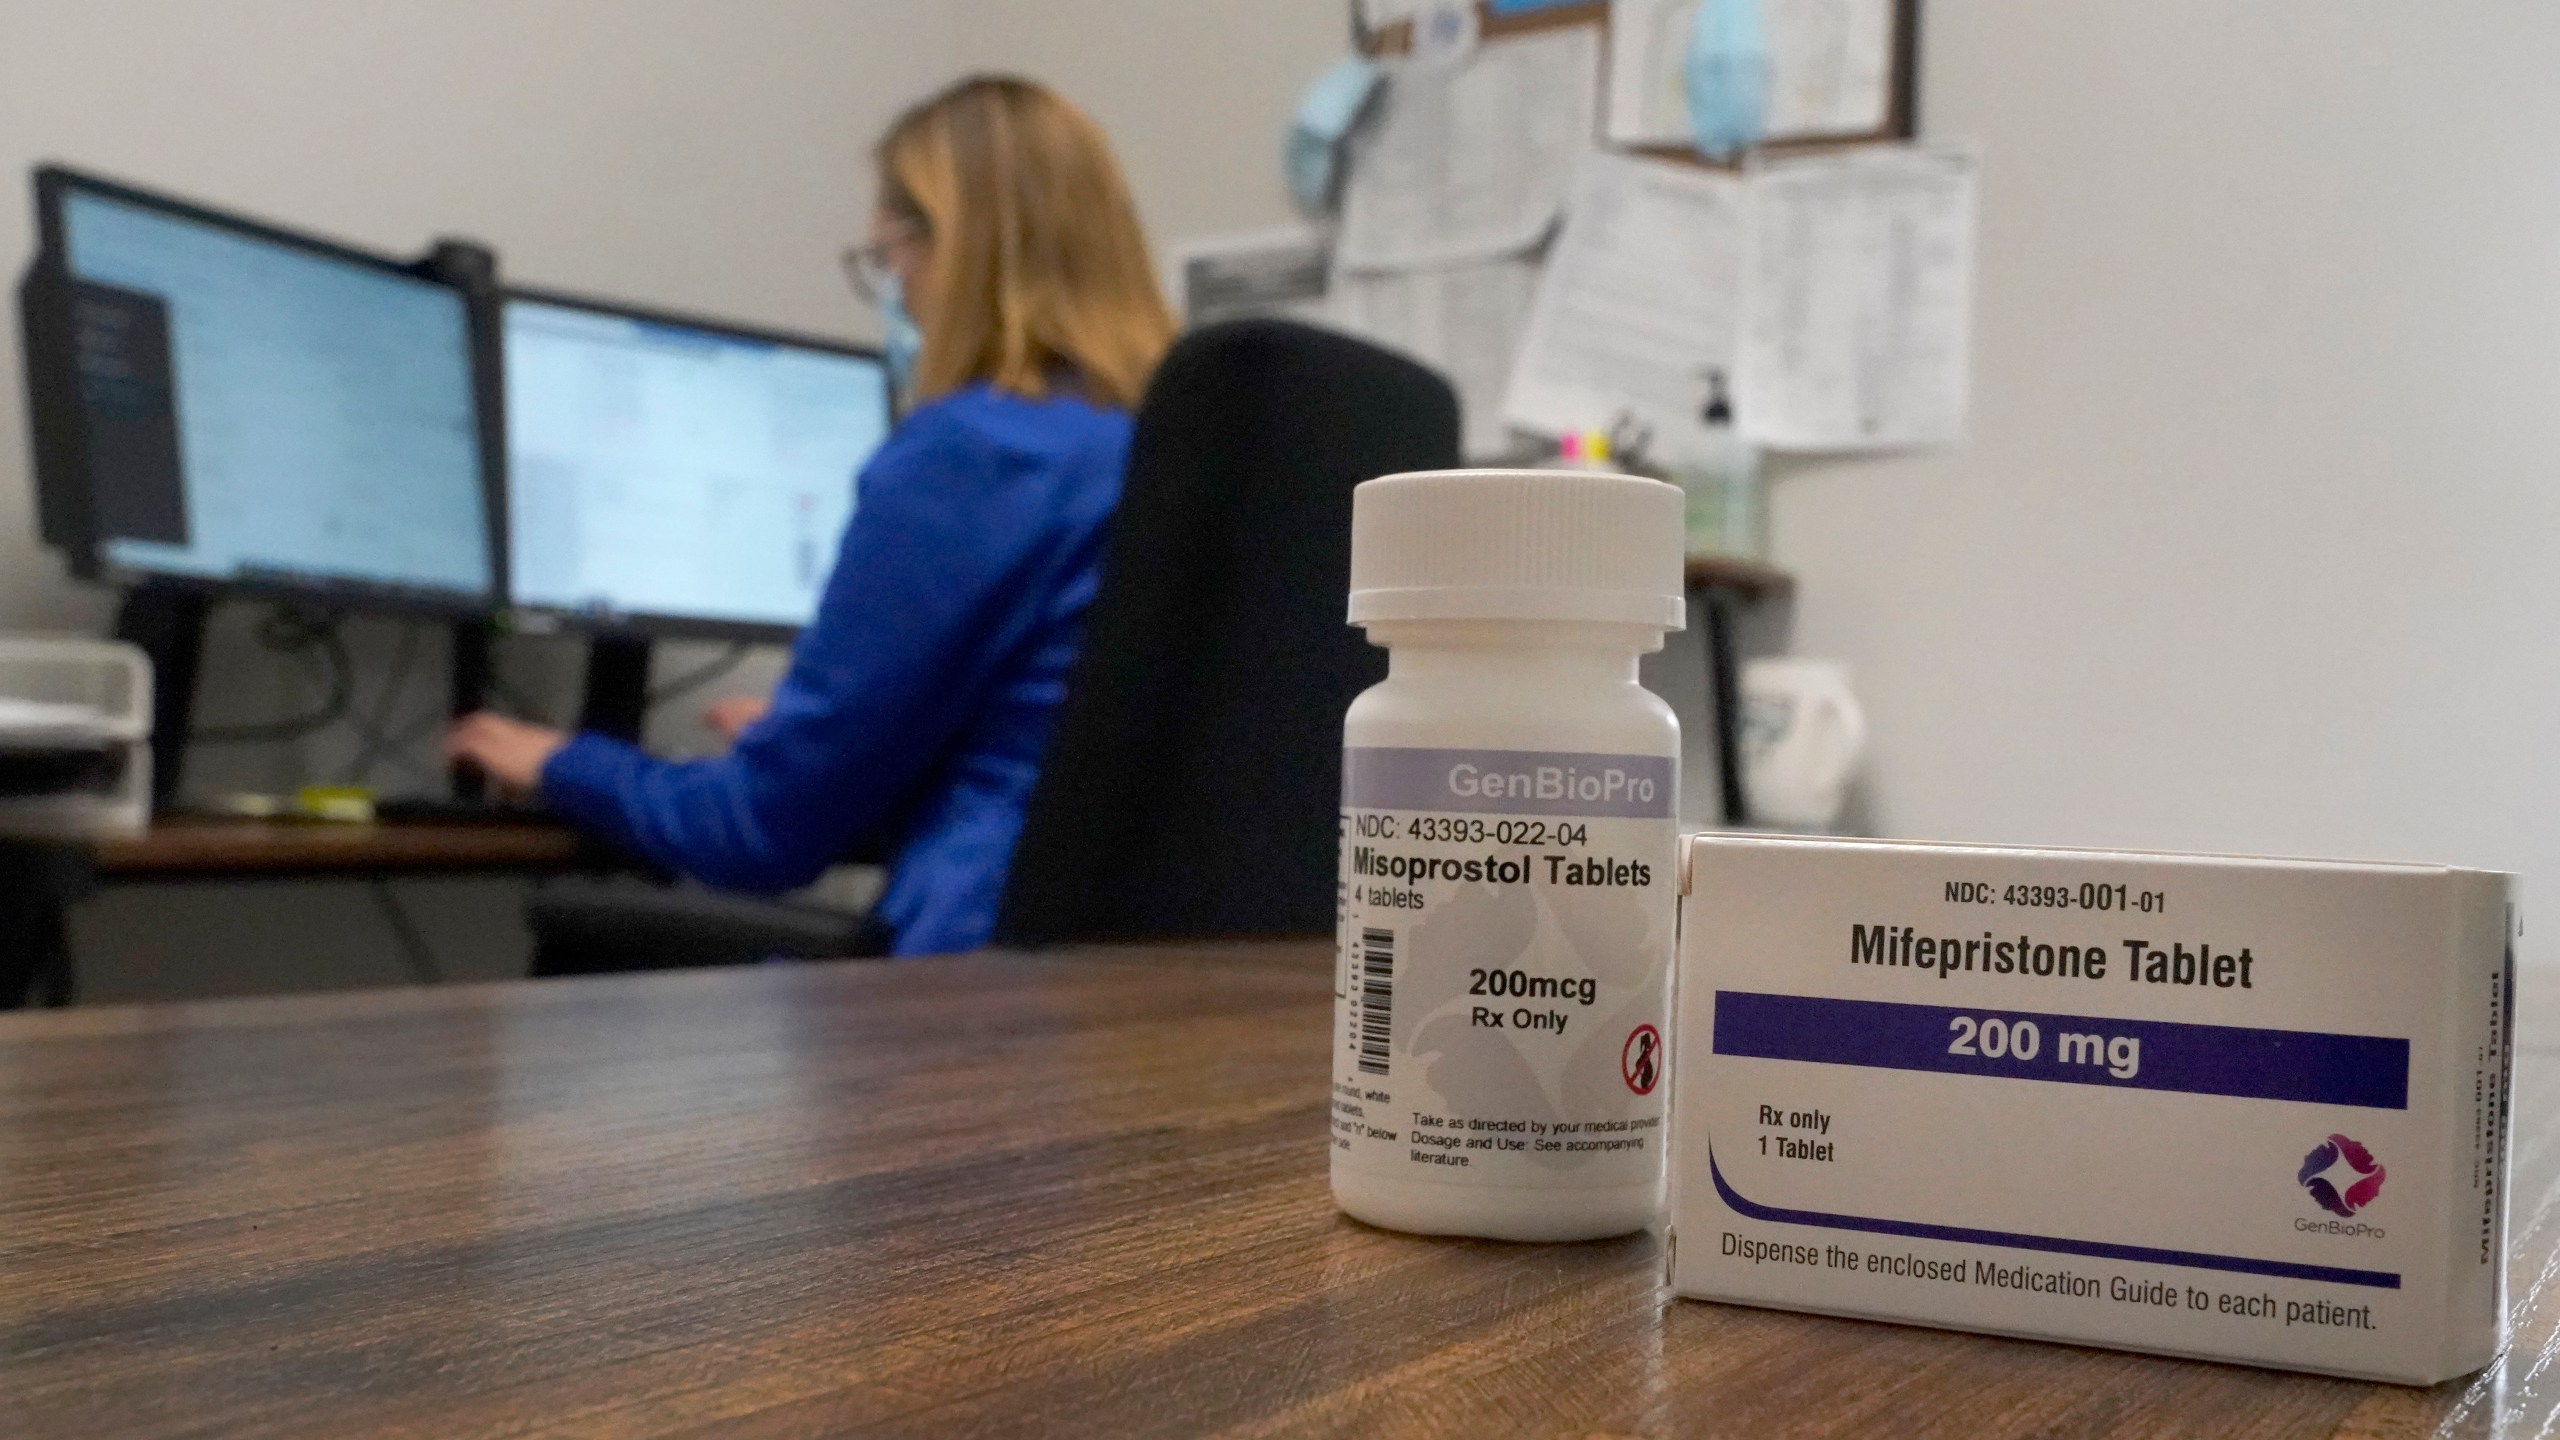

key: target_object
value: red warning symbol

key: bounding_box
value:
[1622,1024,1662,1095]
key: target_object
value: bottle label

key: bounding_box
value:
[1332,745,1678,1189]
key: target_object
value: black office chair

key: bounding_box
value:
[526,880,890,975]
[526,319,1460,972]
[998,318,1460,943]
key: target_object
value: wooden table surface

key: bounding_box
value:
[0,940,2550,1438]
[90,816,586,878]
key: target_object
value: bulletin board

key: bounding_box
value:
[1280,0,1973,470]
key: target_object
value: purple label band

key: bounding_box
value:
[1342,747,1676,819]
[1709,1154,2401,1289]
[1714,991,2409,1110]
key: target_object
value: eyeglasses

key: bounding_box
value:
[841,224,925,307]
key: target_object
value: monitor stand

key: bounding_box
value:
[112,584,209,813]
[579,635,652,745]
[447,620,493,801]
[107,594,541,811]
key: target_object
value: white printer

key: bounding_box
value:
[0,637,151,839]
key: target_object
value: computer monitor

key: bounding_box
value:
[501,290,894,639]
[20,167,496,611]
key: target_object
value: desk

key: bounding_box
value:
[0,818,591,1007]
[93,815,586,879]
[0,940,2542,1437]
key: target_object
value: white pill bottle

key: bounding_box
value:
[1330,469,1686,1241]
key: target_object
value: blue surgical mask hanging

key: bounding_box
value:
[877,270,923,399]
[1286,55,1382,217]
[1686,0,1770,160]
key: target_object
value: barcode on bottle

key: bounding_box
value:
[1357,926,1395,1076]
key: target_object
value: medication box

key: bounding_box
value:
[1669,834,2517,1384]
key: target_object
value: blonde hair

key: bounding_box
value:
[877,76,1176,409]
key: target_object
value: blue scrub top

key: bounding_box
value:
[539,382,1133,956]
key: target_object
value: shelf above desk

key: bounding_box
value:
[1681,556,1797,827]
[1684,554,1796,600]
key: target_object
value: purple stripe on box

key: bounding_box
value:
[1708,1154,2401,1289]
[1714,991,2408,1110]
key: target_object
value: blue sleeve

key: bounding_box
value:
[538,400,1081,893]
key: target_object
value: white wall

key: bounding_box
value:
[0,0,948,623]
[956,0,1346,246]
[0,0,1333,785]
[0,0,963,791]
[1772,1,2560,921]
[1,0,959,995]
[0,0,960,789]
[974,1,2560,948]
[950,0,1754,825]
[25,1,2560,989]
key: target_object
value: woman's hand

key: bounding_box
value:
[703,696,771,742]
[445,713,570,796]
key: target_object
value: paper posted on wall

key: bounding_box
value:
[1604,0,1700,146]
[1766,0,1895,136]
[1168,230,1335,328]
[1333,256,1542,460]
[1335,24,1600,271]
[1605,0,1897,148]
[1735,144,1976,450]
[1503,152,1747,463]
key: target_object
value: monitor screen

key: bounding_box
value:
[49,180,492,603]
[502,297,892,634]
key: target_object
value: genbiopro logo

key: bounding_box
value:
[2299,1134,2385,1218]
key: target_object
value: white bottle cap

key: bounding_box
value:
[1348,468,1687,629]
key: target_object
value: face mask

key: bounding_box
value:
[877,269,924,399]
[1409,1,1478,71]
[1286,56,1382,217]
[1686,0,1770,160]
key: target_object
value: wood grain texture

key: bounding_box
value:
[0,942,2545,1438]
[91,817,584,877]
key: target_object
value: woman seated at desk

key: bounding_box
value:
[447,75,1176,957]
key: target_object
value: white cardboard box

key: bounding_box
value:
[1669,834,2517,1385]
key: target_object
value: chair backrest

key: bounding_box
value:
[997,319,1462,945]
